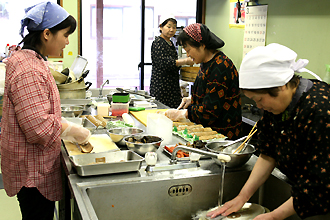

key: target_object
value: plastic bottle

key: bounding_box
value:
[323,64,330,84]
[4,44,9,57]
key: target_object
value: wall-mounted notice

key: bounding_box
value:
[243,5,268,57]
[229,0,246,29]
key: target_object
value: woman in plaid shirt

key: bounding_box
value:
[0,2,90,219]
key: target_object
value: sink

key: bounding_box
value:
[69,162,259,220]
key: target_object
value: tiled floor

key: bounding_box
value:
[0,155,59,220]
[0,189,21,219]
[0,189,60,220]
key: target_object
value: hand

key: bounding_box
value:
[61,121,91,144]
[185,57,195,66]
[165,109,187,121]
[206,196,246,218]
[177,97,191,109]
[252,213,276,220]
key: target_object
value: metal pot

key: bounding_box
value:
[59,88,87,99]
[205,141,256,168]
[58,81,92,99]
[57,79,90,90]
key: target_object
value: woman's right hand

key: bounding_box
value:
[177,97,191,109]
[61,121,91,144]
[185,57,194,66]
[206,196,246,218]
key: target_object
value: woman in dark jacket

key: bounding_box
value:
[208,43,330,220]
[150,18,194,108]
[165,23,242,140]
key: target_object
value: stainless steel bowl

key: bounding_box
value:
[61,105,84,117]
[107,127,144,145]
[205,141,256,168]
[123,135,163,156]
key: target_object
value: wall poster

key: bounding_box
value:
[229,0,246,29]
[242,5,268,58]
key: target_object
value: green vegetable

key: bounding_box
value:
[106,120,133,129]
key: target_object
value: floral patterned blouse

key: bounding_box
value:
[257,80,330,218]
[150,36,181,108]
[188,51,242,140]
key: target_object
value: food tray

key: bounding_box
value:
[173,130,227,143]
[162,145,210,161]
[60,98,91,105]
[69,150,144,176]
[162,146,189,161]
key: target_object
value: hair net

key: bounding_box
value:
[239,43,321,89]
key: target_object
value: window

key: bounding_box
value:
[0,0,59,54]
[81,0,197,90]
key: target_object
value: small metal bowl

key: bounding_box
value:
[205,141,256,168]
[123,135,163,156]
[107,127,144,145]
[61,105,84,117]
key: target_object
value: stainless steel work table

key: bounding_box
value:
[59,103,300,220]
[59,114,260,220]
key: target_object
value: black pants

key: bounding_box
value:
[17,187,55,220]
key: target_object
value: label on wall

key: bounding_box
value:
[243,5,268,58]
[229,0,246,29]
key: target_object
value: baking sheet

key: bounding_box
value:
[69,150,144,176]
[63,134,119,156]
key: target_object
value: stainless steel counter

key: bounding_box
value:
[59,103,302,220]
[60,109,261,220]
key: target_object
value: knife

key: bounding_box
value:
[75,142,83,152]
[116,88,154,99]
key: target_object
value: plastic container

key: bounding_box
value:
[147,113,173,145]
[4,44,9,57]
[97,103,110,116]
[112,93,130,103]
[111,102,129,116]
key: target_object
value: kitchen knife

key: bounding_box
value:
[116,88,154,99]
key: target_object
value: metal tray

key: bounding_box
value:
[60,98,91,106]
[162,145,210,161]
[69,150,144,176]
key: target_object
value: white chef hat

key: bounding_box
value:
[239,43,321,89]
[159,14,176,26]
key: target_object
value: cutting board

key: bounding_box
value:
[130,109,168,126]
[63,134,119,156]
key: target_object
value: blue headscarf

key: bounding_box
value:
[20,1,69,37]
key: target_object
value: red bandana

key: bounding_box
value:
[183,23,202,42]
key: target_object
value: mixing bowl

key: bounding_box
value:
[123,135,163,156]
[107,127,144,145]
[205,141,256,168]
[61,105,84,117]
